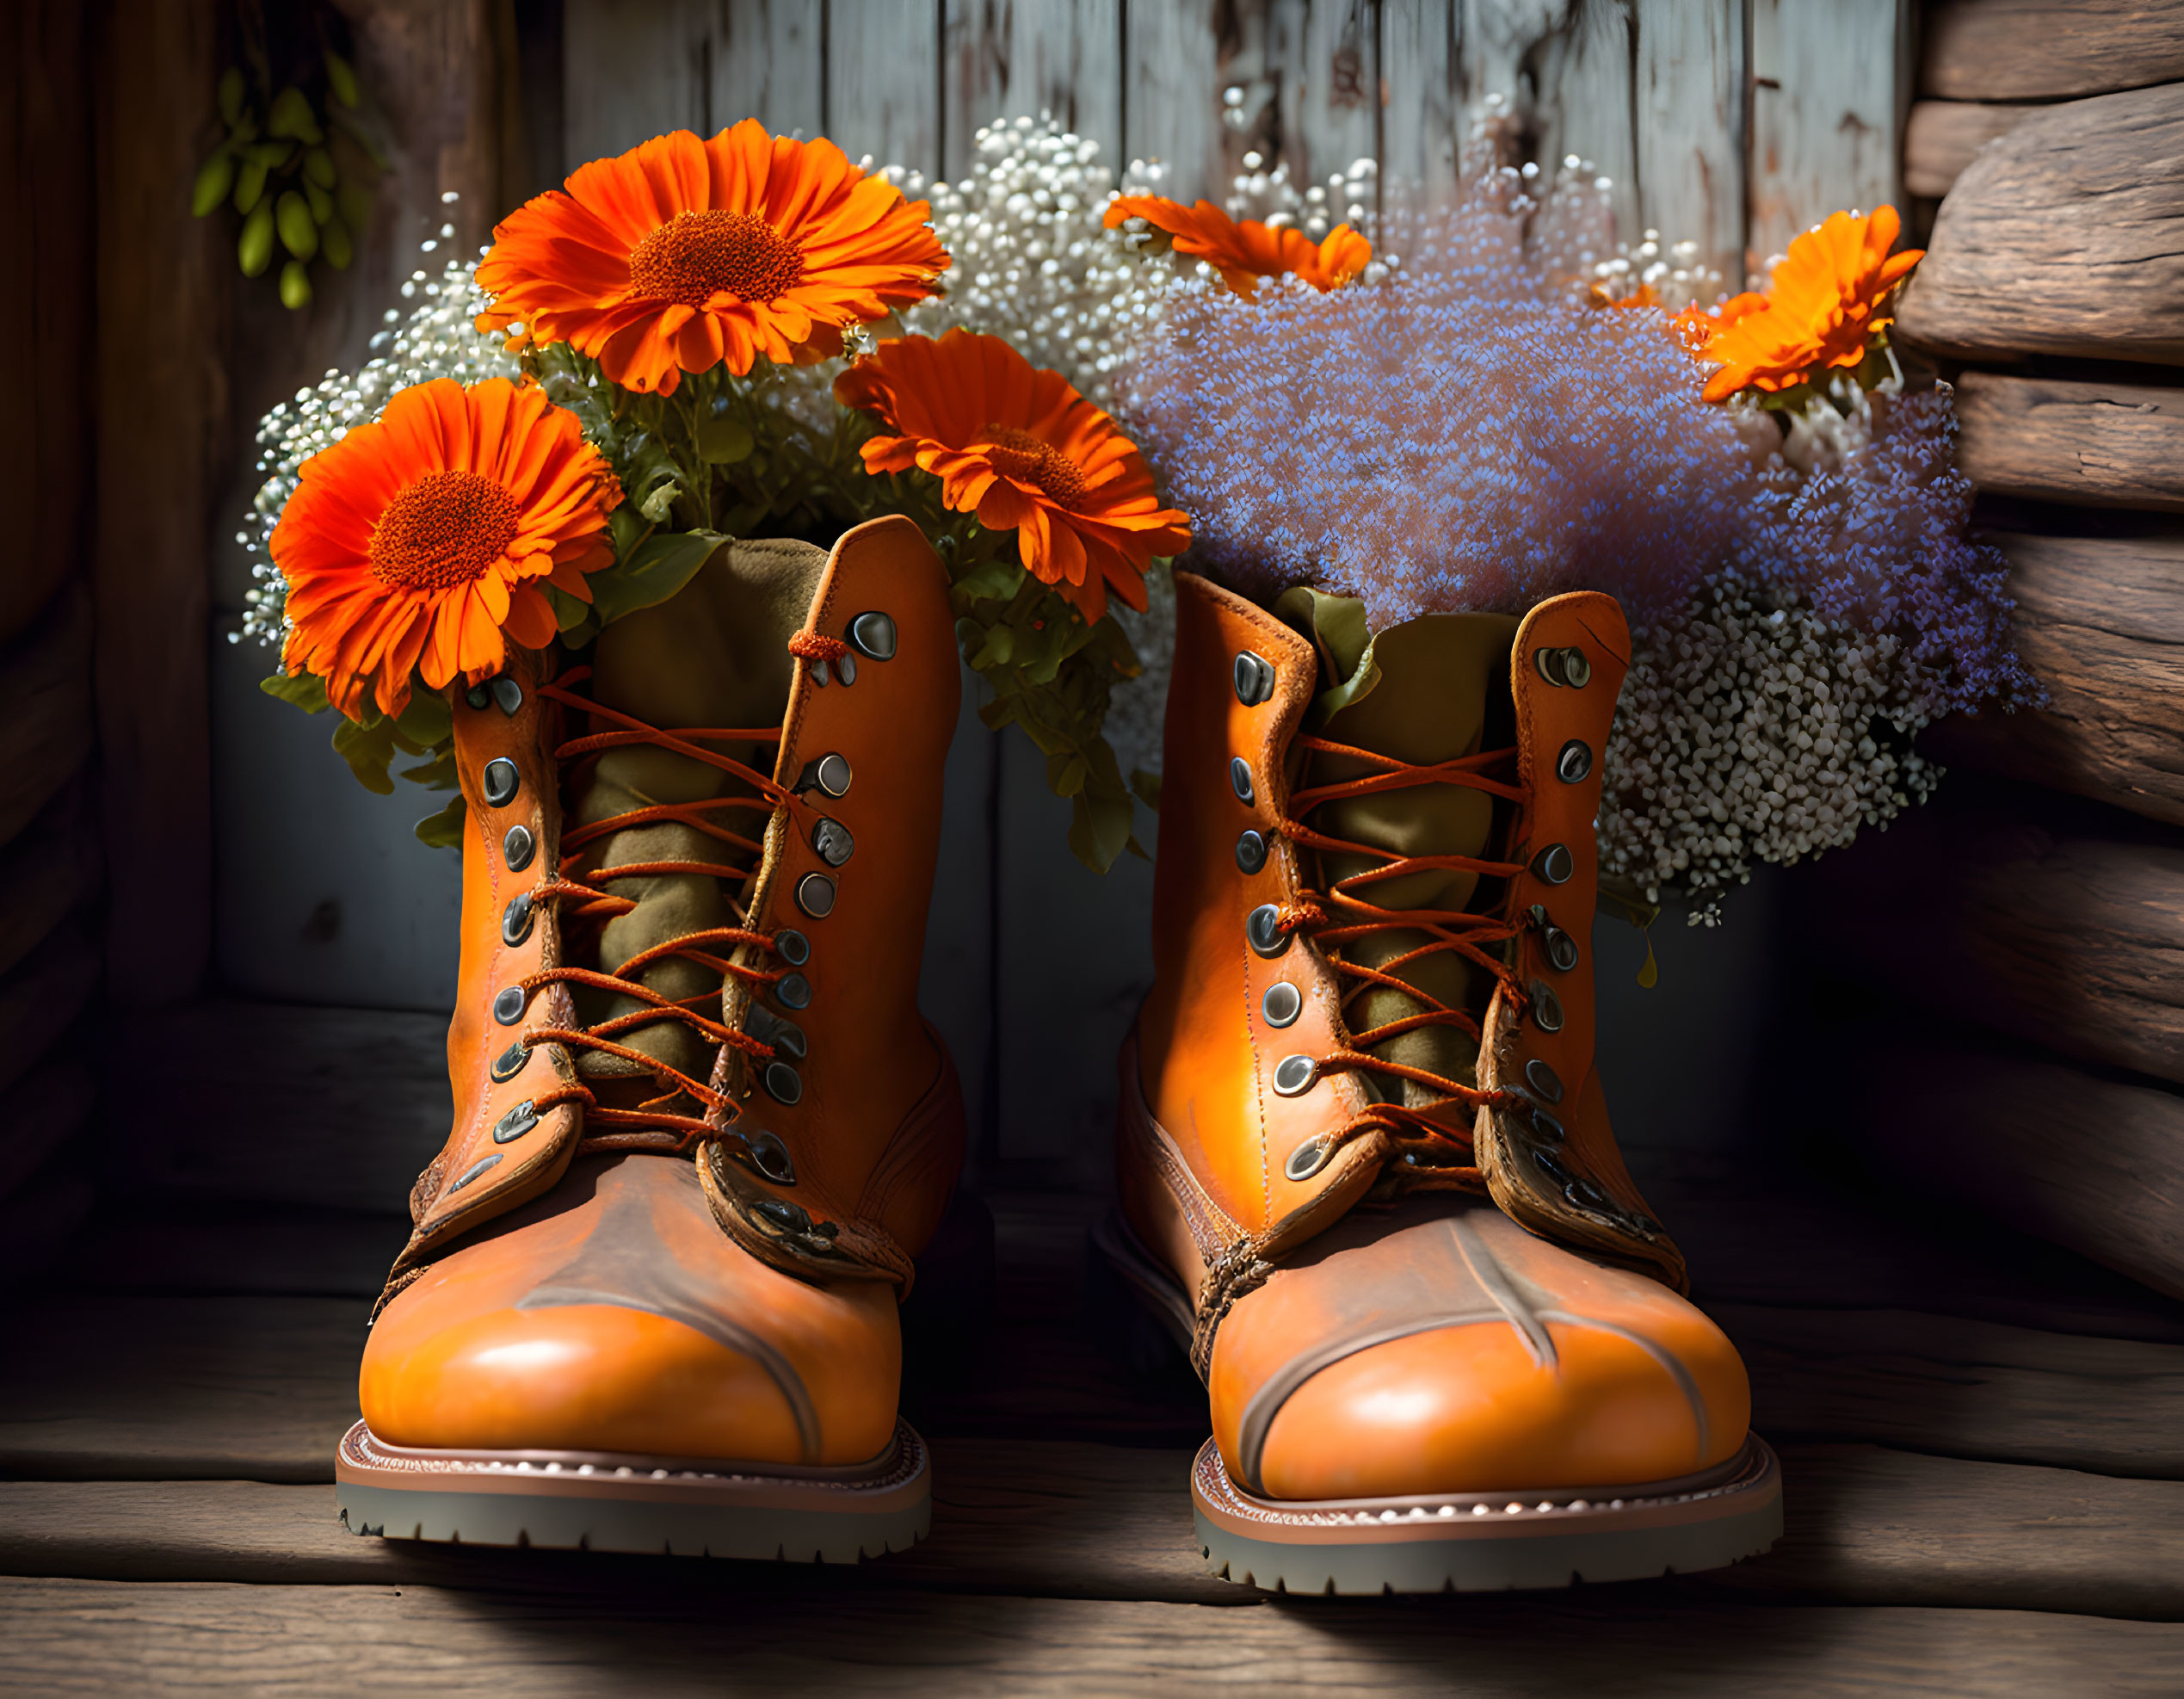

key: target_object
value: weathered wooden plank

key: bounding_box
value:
[1286,0,1379,194]
[1921,0,2184,102]
[1807,792,2184,1086]
[1748,0,1908,275]
[1631,0,1747,289]
[1929,531,2184,826]
[1120,0,1255,203]
[561,0,713,163]
[0,777,94,983]
[714,0,826,139]
[0,1047,94,1205]
[2,0,92,649]
[0,577,90,850]
[3,1442,2181,1618]
[93,0,219,1011]
[0,920,97,1101]
[1724,1301,2184,1477]
[1954,372,2184,513]
[113,999,450,1209]
[1377,0,1462,204]
[827,0,945,175]
[1896,83,2184,366]
[5,1576,2180,1696]
[1850,1045,2184,1306]
[942,0,1123,181]
[1903,100,2029,197]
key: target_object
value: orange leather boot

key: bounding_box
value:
[335,516,965,1561]
[1103,572,1781,1592]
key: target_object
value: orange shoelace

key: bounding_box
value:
[1275,734,1533,1172]
[508,666,793,1152]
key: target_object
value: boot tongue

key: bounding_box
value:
[570,539,829,1089]
[1276,589,1520,1103]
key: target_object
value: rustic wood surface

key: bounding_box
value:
[1808,788,2184,1085]
[1904,100,2030,197]
[93,0,220,1009]
[1929,530,2184,826]
[1854,1044,2184,1306]
[6,1577,2178,1697]
[0,778,95,983]
[1896,82,2184,367]
[0,578,92,850]
[1921,0,2184,101]
[1955,371,2184,512]
[1747,0,1907,271]
[3,0,93,648]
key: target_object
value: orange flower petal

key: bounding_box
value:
[1106,195,1371,296]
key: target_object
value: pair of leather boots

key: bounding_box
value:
[336,517,1780,1592]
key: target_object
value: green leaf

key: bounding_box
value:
[1068,786,1136,874]
[415,794,466,850]
[589,528,725,627]
[1130,768,1162,813]
[261,670,330,714]
[330,714,401,795]
[393,685,452,751]
[694,415,756,464]
[1047,752,1089,797]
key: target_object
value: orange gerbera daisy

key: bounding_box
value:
[834,330,1193,622]
[1680,207,1923,403]
[474,121,948,396]
[1104,195,1371,298]
[274,378,620,721]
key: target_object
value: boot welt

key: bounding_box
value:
[332,1417,930,1563]
[1191,1434,1782,1595]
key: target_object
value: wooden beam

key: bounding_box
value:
[1850,1044,2184,1305]
[1929,530,2184,826]
[93,0,221,1007]
[1955,371,2184,512]
[1903,99,2029,197]
[1921,0,2184,102]
[1895,83,2184,367]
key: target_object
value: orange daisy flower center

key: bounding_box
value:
[981,425,1085,510]
[627,209,805,306]
[368,469,522,590]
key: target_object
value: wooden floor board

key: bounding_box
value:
[3,1576,2178,1697]
[1,1442,2178,1620]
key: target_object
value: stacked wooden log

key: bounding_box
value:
[1814,0,2184,1300]
[0,1,102,1263]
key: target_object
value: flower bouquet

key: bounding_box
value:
[246,109,2033,916]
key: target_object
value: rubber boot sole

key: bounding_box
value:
[1091,1210,1783,1595]
[334,1417,930,1562]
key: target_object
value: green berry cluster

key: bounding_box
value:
[193,52,379,310]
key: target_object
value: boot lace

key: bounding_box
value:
[503,666,793,1152]
[1274,734,1534,1177]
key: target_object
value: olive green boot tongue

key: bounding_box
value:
[1276,589,1520,1106]
[569,539,828,1088]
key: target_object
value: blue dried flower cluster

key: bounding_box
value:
[1126,254,1754,627]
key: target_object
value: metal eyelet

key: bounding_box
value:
[848,611,898,660]
[1230,757,1255,805]
[796,874,836,917]
[1235,830,1268,874]
[502,893,534,947]
[1532,843,1572,885]
[743,1129,797,1185]
[836,651,857,686]
[1556,740,1593,783]
[775,972,811,1010]
[1233,652,1274,707]
[490,676,523,715]
[812,819,854,867]
[446,1153,501,1194]
[1530,1107,1567,1144]
[1272,1054,1316,1097]
[492,985,526,1027]
[1542,924,1578,973]
[762,1061,803,1105]
[775,929,811,967]
[1247,904,1289,959]
[482,758,521,807]
[1524,1058,1564,1103]
[492,1101,539,1144]
[503,824,535,872]
[1284,1138,1331,1182]
[1262,982,1302,1028]
[490,1041,527,1083]
[1528,979,1564,1033]
[797,754,852,798]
